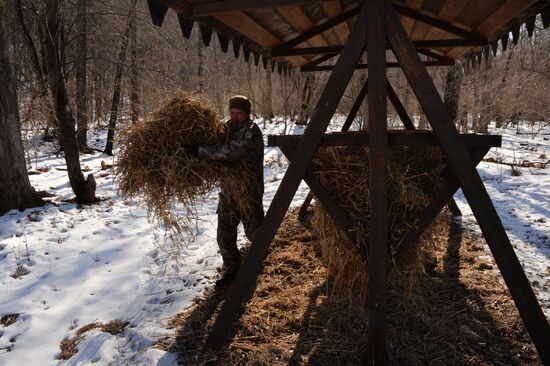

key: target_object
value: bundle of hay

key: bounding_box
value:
[116,93,250,253]
[312,146,447,305]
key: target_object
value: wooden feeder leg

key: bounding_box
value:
[394,147,489,263]
[204,2,369,352]
[366,0,388,364]
[385,4,550,364]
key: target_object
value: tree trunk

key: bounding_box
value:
[443,64,464,128]
[297,74,314,125]
[197,30,204,94]
[42,0,97,204]
[129,0,139,124]
[104,0,136,155]
[76,0,88,152]
[262,65,274,120]
[0,2,44,214]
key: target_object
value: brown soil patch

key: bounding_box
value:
[163,209,540,365]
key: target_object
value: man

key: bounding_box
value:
[186,95,264,282]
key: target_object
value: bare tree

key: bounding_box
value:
[0,1,43,214]
[104,0,136,156]
[76,0,88,152]
[42,0,97,203]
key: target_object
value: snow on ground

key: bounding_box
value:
[0,119,549,365]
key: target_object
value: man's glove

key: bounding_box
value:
[182,144,199,157]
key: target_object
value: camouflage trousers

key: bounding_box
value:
[217,192,264,270]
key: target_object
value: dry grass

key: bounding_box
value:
[0,313,20,327]
[115,92,251,256]
[57,320,130,360]
[312,146,446,306]
[162,209,539,365]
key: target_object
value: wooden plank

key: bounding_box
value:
[267,132,502,149]
[393,4,487,42]
[277,5,329,47]
[446,0,538,59]
[402,0,424,36]
[272,5,361,51]
[193,0,321,16]
[393,148,489,263]
[204,2,369,351]
[213,11,307,66]
[300,53,337,68]
[385,4,550,364]
[323,1,350,44]
[274,38,487,56]
[387,79,415,130]
[366,0,388,364]
[301,60,453,71]
[423,0,470,41]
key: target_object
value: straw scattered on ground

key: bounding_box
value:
[160,209,539,365]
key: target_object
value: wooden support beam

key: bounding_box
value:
[366,0,388,363]
[393,3,487,42]
[393,148,489,263]
[386,79,415,130]
[277,5,330,48]
[267,132,501,149]
[273,38,487,57]
[385,4,550,364]
[417,48,454,63]
[300,53,338,69]
[193,0,322,17]
[301,60,453,72]
[205,2,369,351]
[342,79,369,132]
[323,1,351,44]
[278,145,363,258]
[272,5,361,51]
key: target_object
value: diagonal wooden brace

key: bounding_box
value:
[393,148,489,263]
[385,4,550,364]
[278,144,365,259]
[204,2,369,351]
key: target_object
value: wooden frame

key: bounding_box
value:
[198,1,550,364]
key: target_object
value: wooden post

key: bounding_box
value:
[205,2,369,351]
[366,0,387,364]
[385,4,550,364]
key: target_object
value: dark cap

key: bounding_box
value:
[228,95,251,114]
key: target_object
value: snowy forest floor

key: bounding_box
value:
[0,119,549,365]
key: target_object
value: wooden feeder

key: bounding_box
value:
[146,0,550,364]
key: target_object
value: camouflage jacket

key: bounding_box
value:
[198,119,264,198]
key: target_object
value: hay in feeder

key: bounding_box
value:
[115,92,251,254]
[312,146,447,305]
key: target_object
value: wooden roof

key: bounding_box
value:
[148,0,550,73]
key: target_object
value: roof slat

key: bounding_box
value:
[323,1,350,44]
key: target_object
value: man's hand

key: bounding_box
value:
[182,144,199,157]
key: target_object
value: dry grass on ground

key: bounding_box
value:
[57,319,130,360]
[161,208,540,365]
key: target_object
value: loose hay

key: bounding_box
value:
[312,146,447,305]
[164,210,539,365]
[115,93,251,256]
